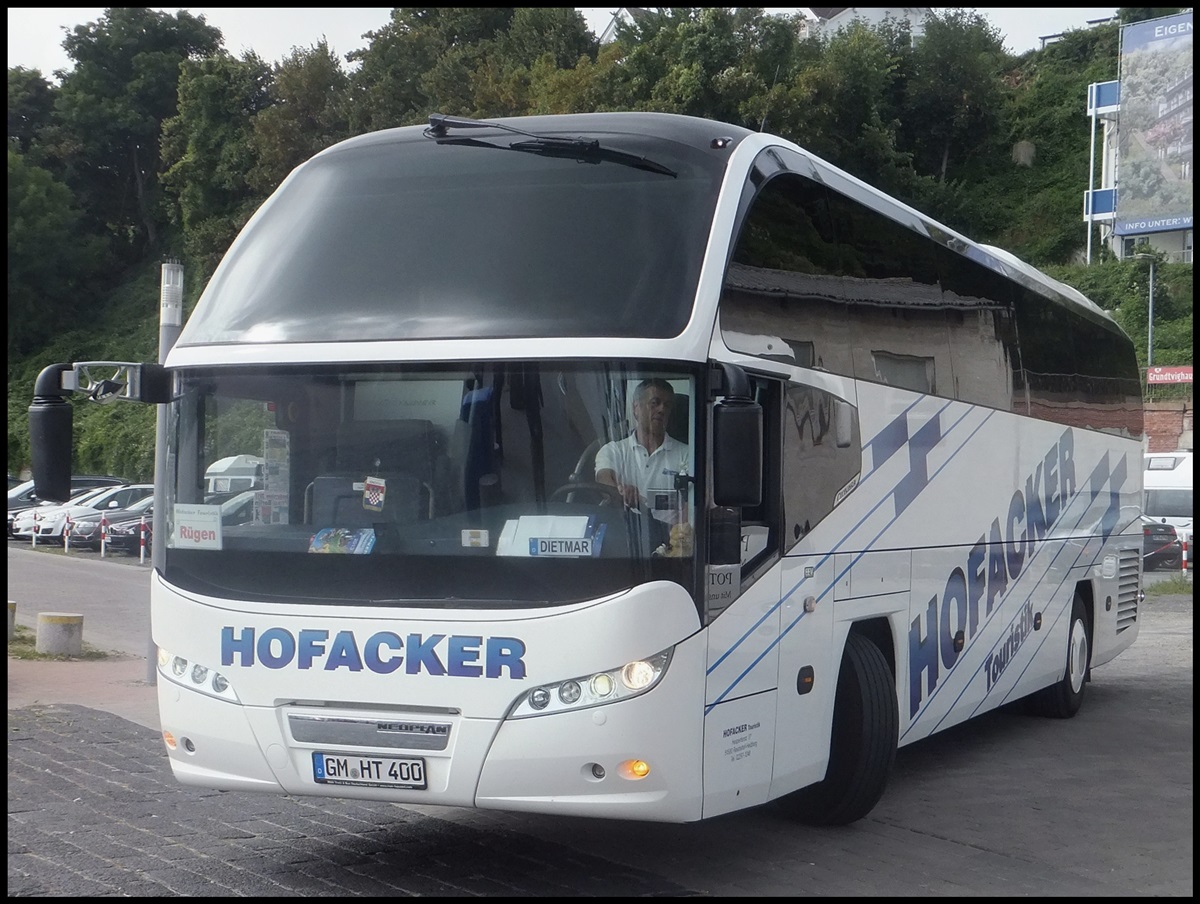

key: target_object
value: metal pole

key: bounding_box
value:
[1134,253,1157,371]
[148,260,184,684]
[1146,259,1155,368]
[1087,106,1097,265]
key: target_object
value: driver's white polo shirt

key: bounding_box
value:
[594,432,691,524]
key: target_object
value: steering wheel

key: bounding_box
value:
[548,482,625,506]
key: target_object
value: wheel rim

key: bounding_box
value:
[1068,617,1089,694]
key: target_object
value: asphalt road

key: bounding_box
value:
[7,543,1194,896]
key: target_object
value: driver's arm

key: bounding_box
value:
[596,467,640,509]
[595,467,619,488]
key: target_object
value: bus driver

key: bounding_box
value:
[595,378,691,527]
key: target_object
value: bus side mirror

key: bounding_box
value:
[712,398,762,507]
[29,364,75,502]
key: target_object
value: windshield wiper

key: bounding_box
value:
[425,113,677,178]
[427,112,590,147]
[507,139,676,177]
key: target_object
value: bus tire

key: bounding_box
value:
[1026,591,1090,719]
[780,632,897,826]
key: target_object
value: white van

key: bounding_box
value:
[204,455,264,496]
[1144,451,1192,548]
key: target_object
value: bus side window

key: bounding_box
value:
[737,376,782,583]
[782,382,861,553]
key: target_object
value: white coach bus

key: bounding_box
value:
[30,112,1145,825]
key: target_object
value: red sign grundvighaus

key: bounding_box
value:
[1146,366,1193,384]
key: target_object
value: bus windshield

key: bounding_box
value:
[175,123,726,346]
[163,363,700,608]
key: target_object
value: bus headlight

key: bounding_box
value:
[157,646,241,703]
[508,648,673,719]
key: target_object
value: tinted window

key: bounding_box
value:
[1014,286,1143,437]
[782,382,861,551]
[178,127,728,345]
[722,148,1139,432]
[721,163,853,376]
[934,243,1021,411]
[1145,488,1192,519]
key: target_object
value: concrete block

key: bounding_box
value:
[36,612,84,656]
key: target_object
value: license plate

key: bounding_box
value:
[312,752,427,789]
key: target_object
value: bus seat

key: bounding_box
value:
[336,419,444,471]
[334,419,451,514]
[308,473,425,527]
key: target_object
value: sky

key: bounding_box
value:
[8,8,1120,80]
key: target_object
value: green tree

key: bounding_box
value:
[247,42,351,195]
[776,21,915,193]
[52,8,222,259]
[524,40,627,114]
[467,8,596,116]
[160,52,272,275]
[7,67,57,156]
[903,10,1006,183]
[348,8,517,130]
[7,149,104,358]
[983,24,1119,262]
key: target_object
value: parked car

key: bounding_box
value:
[8,475,127,520]
[8,484,113,539]
[66,493,155,551]
[12,485,119,542]
[105,503,162,554]
[1144,451,1192,551]
[219,490,258,526]
[13,484,154,544]
[1142,515,1183,571]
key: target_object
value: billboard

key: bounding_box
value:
[1114,12,1193,236]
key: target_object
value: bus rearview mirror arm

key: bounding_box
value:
[29,360,173,502]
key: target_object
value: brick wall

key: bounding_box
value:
[1145,399,1193,452]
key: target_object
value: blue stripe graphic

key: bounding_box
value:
[704,398,987,714]
[905,451,1129,739]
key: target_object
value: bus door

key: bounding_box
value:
[702,374,782,818]
[771,378,865,799]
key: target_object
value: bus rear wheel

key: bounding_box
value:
[780,632,897,826]
[1026,591,1090,719]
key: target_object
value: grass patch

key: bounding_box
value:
[1146,572,1194,596]
[7,622,112,661]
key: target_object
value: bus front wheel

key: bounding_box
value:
[779,632,897,826]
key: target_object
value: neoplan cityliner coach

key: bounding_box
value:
[31,112,1145,825]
